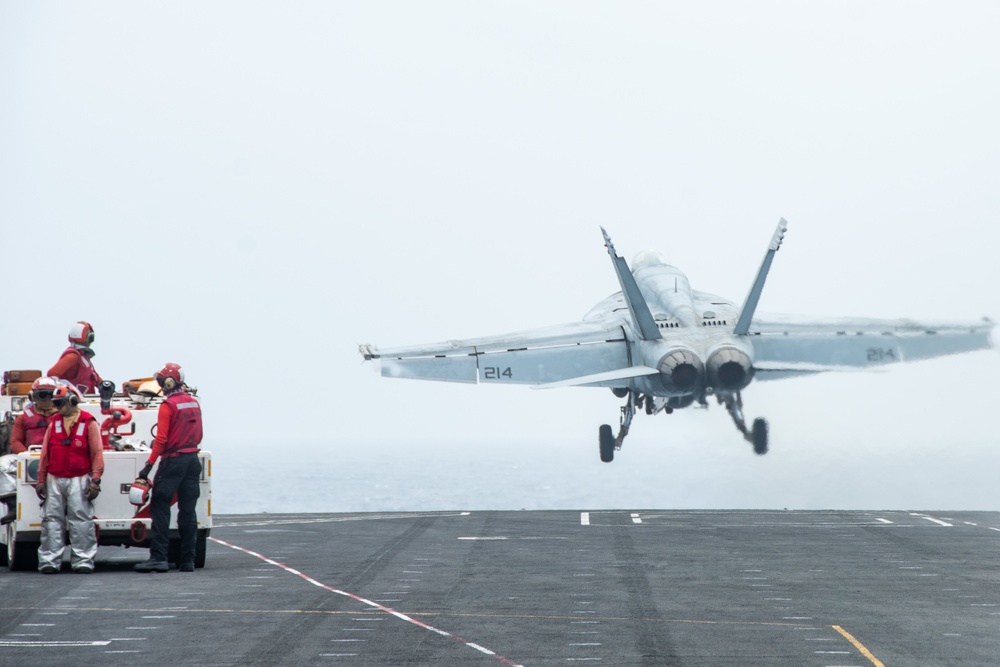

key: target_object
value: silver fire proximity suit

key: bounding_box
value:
[38,474,98,571]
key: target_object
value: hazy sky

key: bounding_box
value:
[2,3,998,510]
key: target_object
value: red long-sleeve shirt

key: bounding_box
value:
[146,404,174,465]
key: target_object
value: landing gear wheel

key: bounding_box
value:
[751,418,769,455]
[599,424,615,463]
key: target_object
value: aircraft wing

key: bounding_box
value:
[360,319,650,386]
[748,315,994,379]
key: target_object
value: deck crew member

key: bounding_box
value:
[1,377,61,524]
[134,363,203,574]
[36,384,104,574]
[47,321,103,394]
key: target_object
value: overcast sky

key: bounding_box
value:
[2,2,998,511]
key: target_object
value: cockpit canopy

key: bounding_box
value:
[631,248,674,270]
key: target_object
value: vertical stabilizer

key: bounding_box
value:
[734,219,788,336]
[601,227,662,340]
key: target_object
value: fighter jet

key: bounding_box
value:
[359,221,993,461]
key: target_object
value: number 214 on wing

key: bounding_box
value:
[483,367,513,379]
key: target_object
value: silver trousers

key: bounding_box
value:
[38,475,97,571]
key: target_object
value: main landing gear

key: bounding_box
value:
[598,389,770,462]
[718,392,769,455]
[599,390,638,462]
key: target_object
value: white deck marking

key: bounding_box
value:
[580,512,590,526]
[212,536,525,667]
[468,642,495,655]
[0,640,111,647]
[910,513,953,527]
[631,513,642,524]
[875,518,893,524]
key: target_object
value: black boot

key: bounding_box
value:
[133,559,169,573]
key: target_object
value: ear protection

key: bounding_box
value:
[162,377,176,392]
[53,389,80,407]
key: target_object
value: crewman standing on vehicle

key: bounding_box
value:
[48,321,102,394]
[134,363,203,574]
[36,384,104,574]
[2,377,61,524]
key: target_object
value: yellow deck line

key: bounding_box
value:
[832,624,886,667]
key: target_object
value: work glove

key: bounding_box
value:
[35,482,46,500]
[138,462,153,481]
[85,481,101,501]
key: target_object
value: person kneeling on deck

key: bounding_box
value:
[134,363,203,574]
[36,384,104,574]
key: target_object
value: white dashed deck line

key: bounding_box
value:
[211,536,526,667]
[580,512,590,526]
[910,513,953,527]
[0,640,112,647]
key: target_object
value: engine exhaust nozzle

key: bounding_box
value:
[706,346,754,392]
[657,348,704,393]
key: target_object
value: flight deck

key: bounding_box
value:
[1,509,999,666]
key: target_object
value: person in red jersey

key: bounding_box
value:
[134,363,203,574]
[48,321,103,393]
[36,384,104,574]
[2,377,61,524]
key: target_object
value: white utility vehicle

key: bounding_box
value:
[0,371,212,571]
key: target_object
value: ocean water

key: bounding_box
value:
[210,436,1000,515]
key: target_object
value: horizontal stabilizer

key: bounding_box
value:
[531,365,659,390]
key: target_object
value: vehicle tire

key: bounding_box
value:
[8,525,38,571]
[752,418,769,455]
[599,424,615,463]
[169,534,207,568]
[194,532,207,568]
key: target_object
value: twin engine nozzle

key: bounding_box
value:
[656,345,754,394]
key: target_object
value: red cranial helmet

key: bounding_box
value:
[154,363,184,392]
[52,384,83,408]
[29,376,60,402]
[68,321,95,346]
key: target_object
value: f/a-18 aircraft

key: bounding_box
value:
[360,221,993,461]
